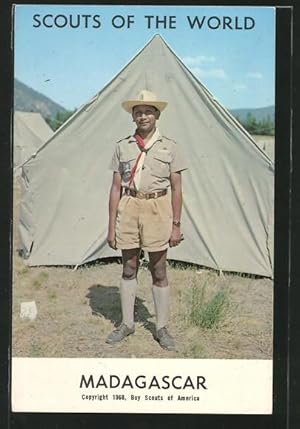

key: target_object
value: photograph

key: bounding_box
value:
[12,4,275,414]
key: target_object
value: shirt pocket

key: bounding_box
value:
[151,151,172,178]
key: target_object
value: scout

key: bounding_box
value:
[106,90,187,351]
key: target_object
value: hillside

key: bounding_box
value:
[14,78,274,126]
[230,106,274,122]
[14,79,67,119]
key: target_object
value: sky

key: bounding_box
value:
[14,5,275,111]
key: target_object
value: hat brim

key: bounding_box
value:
[121,100,168,113]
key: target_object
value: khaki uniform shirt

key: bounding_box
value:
[110,130,187,192]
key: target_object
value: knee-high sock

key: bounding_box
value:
[120,278,137,328]
[151,285,170,330]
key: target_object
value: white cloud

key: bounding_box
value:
[191,67,228,80]
[183,55,216,66]
[246,72,263,79]
[183,54,228,81]
[233,84,247,91]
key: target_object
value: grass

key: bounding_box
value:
[33,279,42,289]
[188,343,208,358]
[48,290,57,300]
[18,266,30,276]
[30,341,43,357]
[189,277,231,329]
[38,271,49,281]
[33,271,49,289]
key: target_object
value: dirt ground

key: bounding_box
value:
[12,177,273,360]
[252,134,274,161]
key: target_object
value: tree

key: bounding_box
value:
[235,113,274,136]
[46,109,76,131]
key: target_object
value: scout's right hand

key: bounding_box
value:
[107,231,117,250]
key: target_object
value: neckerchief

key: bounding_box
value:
[129,128,160,190]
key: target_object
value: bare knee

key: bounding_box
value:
[148,250,168,287]
[150,263,168,287]
[122,249,140,280]
[122,260,138,280]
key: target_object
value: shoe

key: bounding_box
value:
[106,323,135,344]
[155,327,176,351]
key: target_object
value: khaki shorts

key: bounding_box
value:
[115,193,173,252]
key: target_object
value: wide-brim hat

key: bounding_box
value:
[122,90,168,113]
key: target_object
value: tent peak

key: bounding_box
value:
[148,33,167,43]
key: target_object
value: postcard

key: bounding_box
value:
[12,4,277,414]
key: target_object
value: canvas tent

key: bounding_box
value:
[18,35,274,277]
[14,111,53,170]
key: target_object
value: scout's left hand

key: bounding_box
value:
[169,226,182,247]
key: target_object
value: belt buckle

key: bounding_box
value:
[136,191,144,199]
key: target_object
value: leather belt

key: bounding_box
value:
[123,188,167,200]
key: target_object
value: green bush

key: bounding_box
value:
[189,280,230,329]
